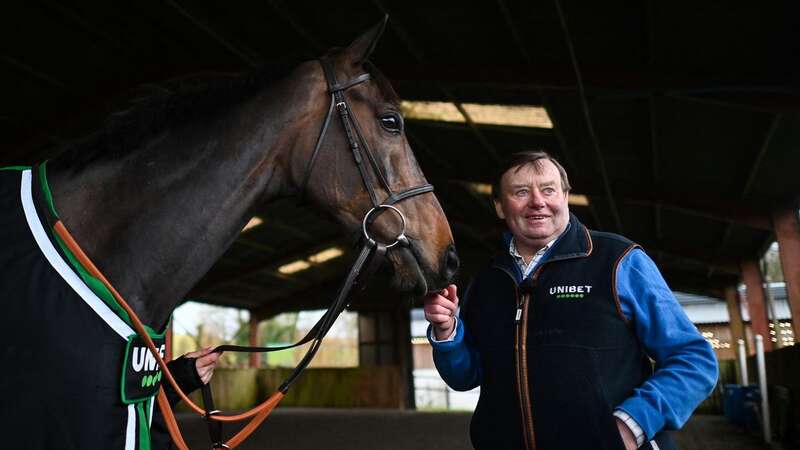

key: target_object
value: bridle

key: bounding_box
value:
[53,57,435,449]
[301,56,434,249]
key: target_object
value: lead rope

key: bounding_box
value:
[54,219,387,449]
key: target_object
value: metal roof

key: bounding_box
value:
[2,2,798,313]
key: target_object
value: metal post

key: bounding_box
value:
[755,335,771,443]
[737,339,749,385]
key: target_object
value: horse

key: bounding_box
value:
[0,19,458,449]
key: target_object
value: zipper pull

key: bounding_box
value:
[515,308,522,323]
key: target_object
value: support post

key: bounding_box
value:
[737,339,749,385]
[249,313,260,368]
[725,285,747,354]
[754,335,771,443]
[395,304,415,410]
[773,207,800,340]
[741,260,773,351]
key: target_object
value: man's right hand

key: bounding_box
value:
[423,284,459,340]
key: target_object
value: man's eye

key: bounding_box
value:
[379,114,403,133]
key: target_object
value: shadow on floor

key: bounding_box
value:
[174,410,771,450]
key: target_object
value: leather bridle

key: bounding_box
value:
[301,56,434,247]
[53,57,435,449]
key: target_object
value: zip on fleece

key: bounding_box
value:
[498,267,536,450]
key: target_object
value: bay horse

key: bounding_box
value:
[0,19,457,449]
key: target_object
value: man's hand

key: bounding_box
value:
[423,284,459,340]
[185,347,223,385]
[615,417,638,450]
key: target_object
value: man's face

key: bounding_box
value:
[493,159,570,256]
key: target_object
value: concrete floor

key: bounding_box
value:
[174,410,774,450]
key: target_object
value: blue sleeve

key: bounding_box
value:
[427,287,482,391]
[614,249,719,439]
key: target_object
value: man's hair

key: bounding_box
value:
[491,150,571,199]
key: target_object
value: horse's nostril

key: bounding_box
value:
[442,244,460,281]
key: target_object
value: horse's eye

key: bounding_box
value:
[379,113,403,133]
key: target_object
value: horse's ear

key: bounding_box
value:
[345,15,388,65]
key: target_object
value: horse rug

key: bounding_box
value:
[0,166,167,450]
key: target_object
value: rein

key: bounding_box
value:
[54,57,434,449]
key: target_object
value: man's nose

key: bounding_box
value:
[527,191,546,208]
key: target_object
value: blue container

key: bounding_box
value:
[722,384,761,432]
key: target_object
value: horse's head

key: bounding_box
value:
[289,18,458,295]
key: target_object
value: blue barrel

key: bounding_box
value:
[722,384,761,432]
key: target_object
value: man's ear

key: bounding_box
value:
[494,198,506,220]
[344,15,389,66]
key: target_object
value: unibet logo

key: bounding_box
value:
[141,371,163,388]
[549,285,592,299]
[131,344,166,373]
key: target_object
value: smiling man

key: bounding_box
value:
[424,151,718,450]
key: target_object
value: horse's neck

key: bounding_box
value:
[47,78,314,329]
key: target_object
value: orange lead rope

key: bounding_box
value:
[54,221,285,449]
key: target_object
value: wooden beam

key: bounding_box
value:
[715,115,782,257]
[740,260,773,351]
[382,63,797,100]
[408,117,554,137]
[621,196,771,231]
[496,0,532,65]
[773,207,800,341]
[554,0,623,233]
[724,285,747,360]
[190,238,347,294]
[265,0,324,55]
[405,128,456,172]
[640,241,740,275]
[164,0,261,68]
[255,278,344,318]
[0,55,74,94]
[371,0,502,165]
[439,177,772,231]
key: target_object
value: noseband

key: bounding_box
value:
[57,58,439,449]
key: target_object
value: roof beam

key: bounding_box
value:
[1,55,74,94]
[405,128,457,172]
[408,118,554,137]
[381,61,800,96]
[254,278,346,318]
[640,241,740,275]
[554,0,623,233]
[649,98,663,239]
[165,0,262,68]
[715,115,782,256]
[646,0,662,242]
[371,0,502,164]
[265,0,324,55]
[437,177,772,231]
[190,238,347,295]
[621,195,771,231]
[492,0,604,230]
[496,0,532,65]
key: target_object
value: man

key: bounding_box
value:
[424,151,718,450]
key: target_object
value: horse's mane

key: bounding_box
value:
[51,60,397,172]
[51,67,286,171]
